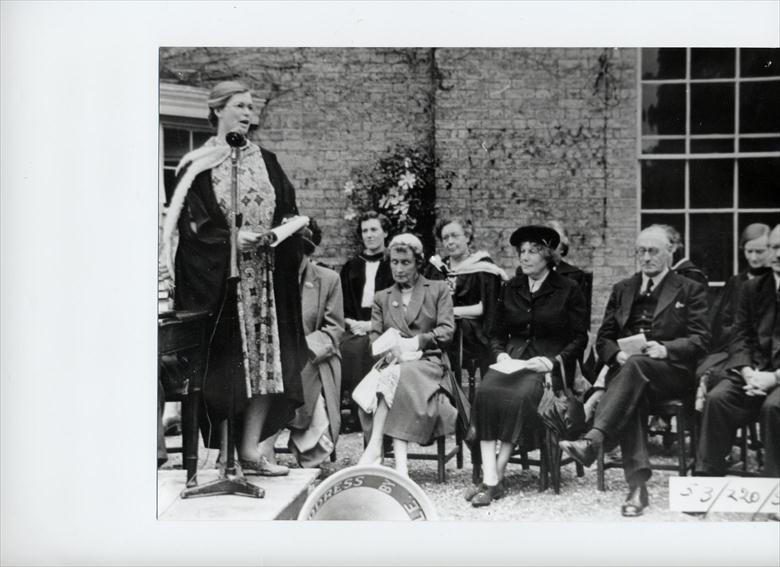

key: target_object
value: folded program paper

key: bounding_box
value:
[489,358,530,374]
[617,333,647,357]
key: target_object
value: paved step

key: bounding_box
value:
[157,468,319,520]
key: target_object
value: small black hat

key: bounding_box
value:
[299,218,322,255]
[509,225,560,249]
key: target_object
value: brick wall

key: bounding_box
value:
[160,47,435,262]
[160,47,640,329]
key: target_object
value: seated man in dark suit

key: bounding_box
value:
[560,225,710,517]
[696,224,780,481]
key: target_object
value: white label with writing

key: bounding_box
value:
[669,477,780,514]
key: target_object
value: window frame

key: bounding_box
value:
[636,48,780,286]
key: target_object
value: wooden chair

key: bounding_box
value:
[381,418,464,483]
[728,422,763,476]
[596,397,698,491]
[469,426,583,494]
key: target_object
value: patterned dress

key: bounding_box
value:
[207,137,283,396]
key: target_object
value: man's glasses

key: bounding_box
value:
[635,247,663,257]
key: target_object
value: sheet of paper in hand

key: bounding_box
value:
[371,327,402,357]
[617,333,647,357]
[267,215,311,247]
[489,358,529,374]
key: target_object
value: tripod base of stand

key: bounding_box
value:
[180,473,265,499]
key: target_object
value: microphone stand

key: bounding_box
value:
[181,132,263,499]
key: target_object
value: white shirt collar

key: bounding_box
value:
[774,272,780,291]
[642,266,669,291]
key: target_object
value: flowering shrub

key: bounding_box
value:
[343,146,438,251]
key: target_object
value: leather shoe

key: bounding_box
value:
[621,484,649,517]
[463,483,484,502]
[471,481,505,507]
[239,455,290,476]
[559,438,598,468]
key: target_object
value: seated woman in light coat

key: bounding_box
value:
[356,234,458,477]
[286,220,345,467]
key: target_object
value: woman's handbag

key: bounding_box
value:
[537,355,586,440]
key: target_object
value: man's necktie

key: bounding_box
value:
[644,278,654,296]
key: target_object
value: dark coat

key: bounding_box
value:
[173,147,306,439]
[489,269,588,390]
[555,259,592,328]
[340,253,394,321]
[728,272,780,372]
[596,271,711,373]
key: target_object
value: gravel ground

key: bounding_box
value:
[160,428,774,522]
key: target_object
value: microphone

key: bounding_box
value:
[225,132,246,161]
[225,131,246,147]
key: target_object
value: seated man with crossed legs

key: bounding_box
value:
[560,225,710,517]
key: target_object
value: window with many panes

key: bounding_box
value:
[639,48,780,285]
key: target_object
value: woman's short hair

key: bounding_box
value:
[356,210,391,237]
[546,220,570,257]
[207,80,250,128]
[387,233,425,266]
[739,223,771,248]
[435,217,474,244]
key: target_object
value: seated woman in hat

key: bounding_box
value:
[466,225,587,507]
[356,234,458,478]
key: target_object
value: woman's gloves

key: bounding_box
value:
[495,353,553,373]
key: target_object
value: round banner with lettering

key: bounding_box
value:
[297,465,437,521]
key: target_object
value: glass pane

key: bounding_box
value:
[740,81,780,134]
[163,169,176,204]
[738,158,780,208]
[641,138,685,154]
[690,159,733,208]
[740,48,780,78]
[740,137,780,152]
[690,214,733,283]
[193,130,212,147]
[642,48,686,80]
[690,138,734,153]
[642,84,685,135]
[737,212,780,272]
[691,83,735,134]
[164,127,190,166]
[691,48,735,79]
[641,160,685,209]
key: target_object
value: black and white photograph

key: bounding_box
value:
[3,2,780,566]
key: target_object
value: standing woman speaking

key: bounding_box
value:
[162,80,306,475]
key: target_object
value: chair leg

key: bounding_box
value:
[330,448,337,463]
[437,436,446,483]
[539,438,549,492]
[471,440,482,485]
[675,409,687,476]
[740,425,748,473]
[456,426,464,469]
[597,445,606,492]
[575,462,584,477]
[520,449,530,470]
[548,431,561,495]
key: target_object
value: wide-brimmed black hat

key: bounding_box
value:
[509,224,560,249]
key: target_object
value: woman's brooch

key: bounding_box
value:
[392,301,400,308]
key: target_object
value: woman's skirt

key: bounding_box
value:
[363,357,456,446]
[471,368,545,447]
